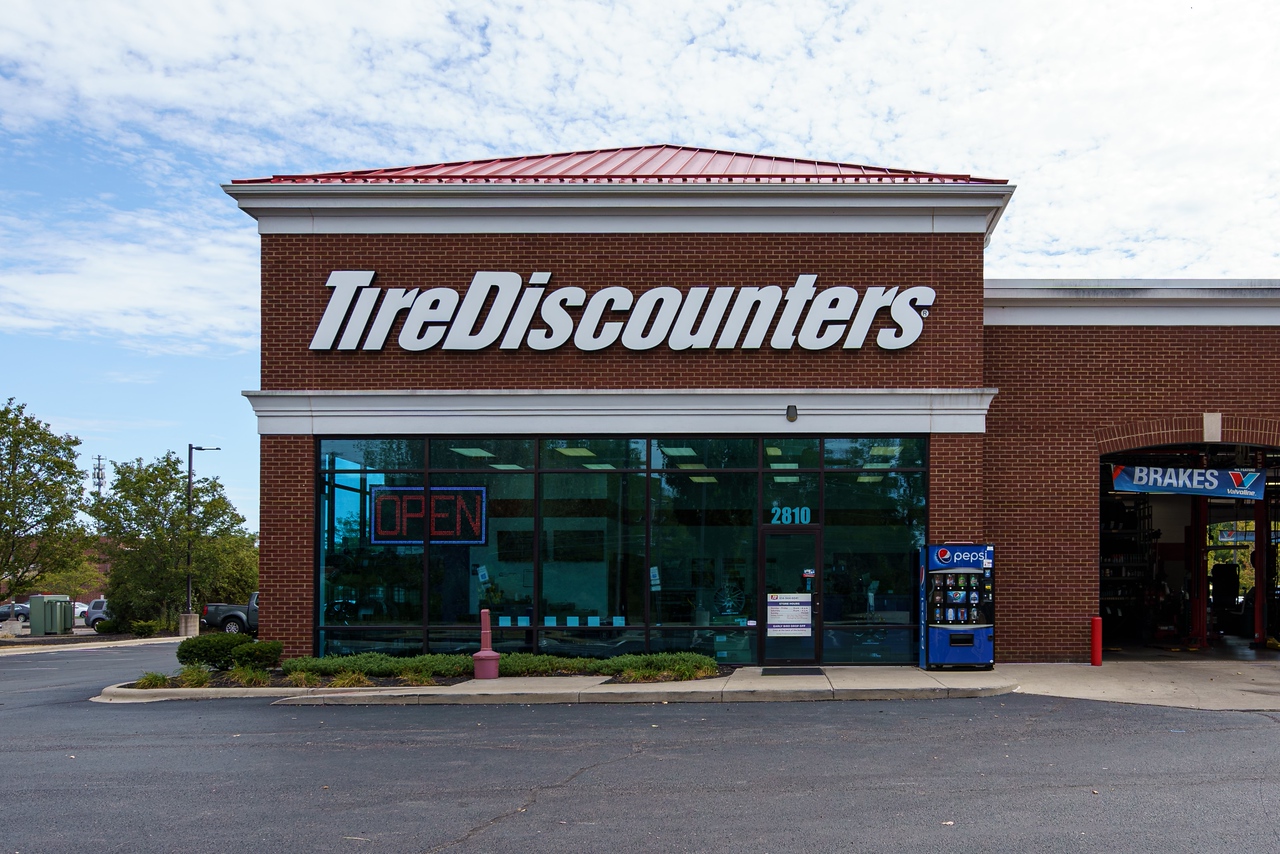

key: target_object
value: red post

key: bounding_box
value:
[1090,616,1103,666]
[472,608,500,679]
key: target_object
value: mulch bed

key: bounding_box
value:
[127,664,737,690]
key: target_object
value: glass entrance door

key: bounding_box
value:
[762,530,820,662]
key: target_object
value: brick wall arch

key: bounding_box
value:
[1097,416,1280,456]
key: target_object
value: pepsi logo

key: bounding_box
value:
[937,547,952,563]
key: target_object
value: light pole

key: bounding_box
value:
[186,444,221,616]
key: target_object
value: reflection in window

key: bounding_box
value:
[319,471,423,628]
[652,437,757,470]
[320,439,424,471]
[650,473,757,629]
[428,472,534,625]
[823,437,927,470]
[822,471,925,639]
[540,438,646,470]
[539,473,645,628]
[429,438,536,471]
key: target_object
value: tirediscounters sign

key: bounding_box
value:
[309,271,937,354]
[1110,465,1265,500]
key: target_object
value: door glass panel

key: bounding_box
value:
[763,531,817,661]
[762,472,819,527]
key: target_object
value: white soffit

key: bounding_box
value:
[222,183,1015,243]
[985,279,1280,326]
[243,389,998,436]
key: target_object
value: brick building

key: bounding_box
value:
[225,145,1280,664]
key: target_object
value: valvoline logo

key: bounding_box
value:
[1229,471,1261,489]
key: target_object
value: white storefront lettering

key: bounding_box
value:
[309,271,938,353]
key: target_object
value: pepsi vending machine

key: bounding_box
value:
[919,544,994,669]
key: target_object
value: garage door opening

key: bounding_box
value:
[1099,445,1280,654]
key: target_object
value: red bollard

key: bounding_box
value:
[1090,616,1102,666]
[473,608,500,679]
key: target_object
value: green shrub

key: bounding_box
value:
[282,652,473,679]
[228,664,271,687]
[134,672,170,689]
[499,653,595,677]
[278,651,716,682]
[602,652,719,682]
[130,620,160,638]
[177,633,256,670]
[94,619,118,634]
[177,664,211,688]
[232,640,283,670]
[329,670,373,688]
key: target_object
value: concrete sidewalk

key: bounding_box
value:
[94,665,1018,705]
[88,660,1280,709]
[9,634,1271,710]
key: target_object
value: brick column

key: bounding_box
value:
[259,435,314,658]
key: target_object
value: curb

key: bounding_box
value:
[1,637,184,657]
[93,676,1019,705]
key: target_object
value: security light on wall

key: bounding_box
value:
[786,405,798,422]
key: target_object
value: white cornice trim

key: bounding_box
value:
[984,279,1280,326]
[243,388,998,436]
[222,182,1015,244]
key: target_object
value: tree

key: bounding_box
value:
[91,452,257,626]
[35,554,103,603]
[0,399,88,601]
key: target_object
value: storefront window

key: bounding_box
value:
[427,471,534,625]
[320,438,424,471]
[540,437,646,470]
[429,437,536,471]
[650,472,757,629]
[313,433,929,663]
[318,470,423,628]
[763,437,821,468]
[821,471,926,664]
[538,472,646,629]
[824,437,927,470]
[762,472,819,525]
[652,437,758,470]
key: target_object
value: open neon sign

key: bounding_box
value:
[369,486,486,545]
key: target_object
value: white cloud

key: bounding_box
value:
[0,0,1276,360]
[0,207,258,354]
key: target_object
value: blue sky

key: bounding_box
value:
[2,1,1278,532]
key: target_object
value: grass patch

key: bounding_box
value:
[134,671,171,689]
[177,664,212,688]
[328,671,374,689]
[227,664,271,687]
[284,670,322,688]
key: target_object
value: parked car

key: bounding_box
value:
[72,602,88,618]
[0,603,30,622]
[84,599,111,629]
[200,592,258,635]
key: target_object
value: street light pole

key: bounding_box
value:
[186,444,221,615]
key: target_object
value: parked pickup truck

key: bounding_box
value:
[200,592,258,635]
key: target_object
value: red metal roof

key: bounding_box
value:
[232,144,1007,186]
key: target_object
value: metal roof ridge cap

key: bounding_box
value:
[242,388,999,398]
[222,181,1015,197]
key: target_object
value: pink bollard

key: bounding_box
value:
[473,608,500,679]
[1090,616,1102,666]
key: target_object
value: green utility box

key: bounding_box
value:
[28,595,73,636]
